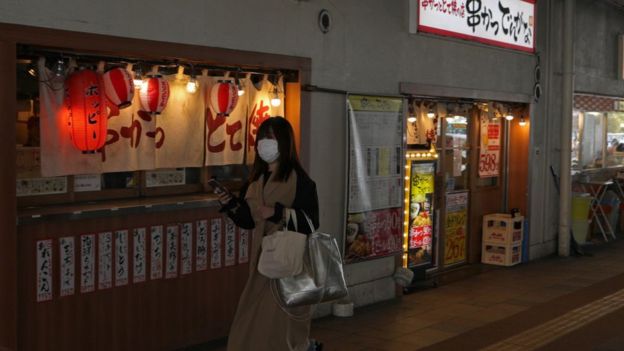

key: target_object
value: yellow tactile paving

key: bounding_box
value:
[481,288,624,350]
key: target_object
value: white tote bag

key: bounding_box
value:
[258,209,307,279]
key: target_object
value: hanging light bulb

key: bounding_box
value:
[505,114,514,121]
[407,115,417,123]
[236,78,245,96]
[519,117,527,126]
[133,67,144,89]
[53,59,66,77]
[186,76,198,94]
[235,70,245,97]
[427,108,435,119]
[270,85,281,107]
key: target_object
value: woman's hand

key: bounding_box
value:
[260,206,275,219]
[217,192,233,205]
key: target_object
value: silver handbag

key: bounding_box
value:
[272,213,348,308]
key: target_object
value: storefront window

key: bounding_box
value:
[444,115,469,191]
[606,112,624,167]
[572,94,624,170]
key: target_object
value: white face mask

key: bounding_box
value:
[257,138,280,163]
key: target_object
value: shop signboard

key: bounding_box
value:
[444,191,468,265]
[345,95,404,262]
[479,114,501,178]
[407,161,435,268]
[417,0,535,52]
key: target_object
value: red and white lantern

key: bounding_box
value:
[209,80,239,117]
[102,67,134,108]
[65,69,108,152]
[139,76,170,115]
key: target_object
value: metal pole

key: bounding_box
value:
[559,0,575,257]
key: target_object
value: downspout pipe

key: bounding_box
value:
[559,0,575,257]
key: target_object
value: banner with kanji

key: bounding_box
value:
[39,58,284,177]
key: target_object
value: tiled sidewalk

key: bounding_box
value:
[311,240,624,350]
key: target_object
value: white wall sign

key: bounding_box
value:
[238,229,249,264]
[181,223,193,275]
[133,228,147,283]
[150,226,163,280]
[165,225,179,279]
[225,219,236,267]
[36,239,53,302]
[98,232,113,290]
[418,0,535,52]
[196,220,208,271]
[74,174,102,192]
[59,236,75,297]
[80,234,96,293]
[115,230,129,286]
[210,218,222,269]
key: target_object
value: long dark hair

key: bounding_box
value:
[250,117,307,182]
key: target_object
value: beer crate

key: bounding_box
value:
[482,214,524,246]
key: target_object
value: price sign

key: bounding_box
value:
[479,114,500,178]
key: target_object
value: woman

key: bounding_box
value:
[218,117,321,351]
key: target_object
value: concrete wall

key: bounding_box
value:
[575,0,624,96]
[0,0,538,307]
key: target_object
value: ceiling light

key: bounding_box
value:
[505,114,514,121]
[407,116,417,123]
[270,86,281,107]
[519,118,527,126]
[133,67,143,88]
[186,76,198,94]
[427,109,435,119]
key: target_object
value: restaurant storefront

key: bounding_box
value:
[3,23,310,350]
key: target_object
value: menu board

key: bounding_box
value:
[345,95,404,262]
[408,161,435,268]
[444,191,468,265]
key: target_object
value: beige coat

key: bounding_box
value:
[226,171,312,351]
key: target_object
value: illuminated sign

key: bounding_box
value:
[418,0,535,52]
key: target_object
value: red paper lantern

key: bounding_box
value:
[209,80,239,117]
[139,76,169,115]
[65,69,108,152]
[102,67,134,108]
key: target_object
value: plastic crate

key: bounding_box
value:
[482,242,522,266]
[482,214,524,246]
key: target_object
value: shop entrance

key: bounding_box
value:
[403,95,530,274]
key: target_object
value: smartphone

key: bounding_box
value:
[208,179,231,195]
